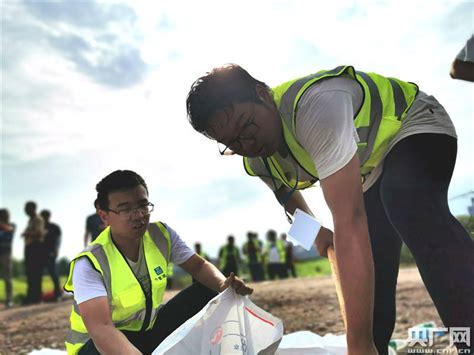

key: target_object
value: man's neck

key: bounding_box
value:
[111,230,141,262]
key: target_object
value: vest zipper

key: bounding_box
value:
[139,249,153,332]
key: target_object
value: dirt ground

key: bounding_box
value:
[0,267,458,354]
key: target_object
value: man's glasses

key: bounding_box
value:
[107,202,154,220]
[217,104,259,156]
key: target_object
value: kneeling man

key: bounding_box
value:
[65,170,252,354]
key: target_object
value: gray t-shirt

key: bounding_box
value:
[261,74,457,192]
[456,35,474,63]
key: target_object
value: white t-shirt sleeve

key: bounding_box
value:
[163,223,195,265]
[296,83,359,180]
[72,257,108,304]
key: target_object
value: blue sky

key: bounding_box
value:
[2,0,473,260]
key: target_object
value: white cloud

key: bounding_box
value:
[3,0,473,260]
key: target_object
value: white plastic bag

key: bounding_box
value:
[276,331,347,355]
[153,288,283,354]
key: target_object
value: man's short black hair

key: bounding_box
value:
[186,64,270,137]
[40,210,51,219]
[25,201,37,210]
[0,208,10,223]
[96,170,148,210]
[266,229,277,241]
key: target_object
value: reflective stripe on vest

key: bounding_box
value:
[243,65,418,188]
[64,222,171,354]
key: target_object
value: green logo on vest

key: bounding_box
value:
[154,266,163,276]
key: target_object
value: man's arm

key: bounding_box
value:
[0,222,14,232]
[450,59,474,82]
[84,230,90,247]
[78,296,141,355]
[275,187,334,257]
[180,254,253,295]
[54,226,61,257]
[319,153,376,354]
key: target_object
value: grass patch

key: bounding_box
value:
[0,276,68,304]
[295,258,332,277]
[0,258,334,302]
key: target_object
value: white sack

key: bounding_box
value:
[276,331,347,355]
[153,288,283,354]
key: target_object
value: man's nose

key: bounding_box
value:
[131,208,146,219]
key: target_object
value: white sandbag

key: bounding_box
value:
[153,288,283,354]
[276,331,347,355]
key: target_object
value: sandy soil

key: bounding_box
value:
[0,267,458,354]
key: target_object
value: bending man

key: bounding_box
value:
[186,64,474,354]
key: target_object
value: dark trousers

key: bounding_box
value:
[248,262,265,281]
[286,260,297,278]
[364,134,474,354]
[222,263,238,277]
[0,253,13,304]
[79,282,218,355]
[44,255,61,298]
[267,263,288,280]
[24,242,45,304]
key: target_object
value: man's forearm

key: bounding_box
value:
[191,260,226,292]
[89,324,141,355]
[334,221,375,348]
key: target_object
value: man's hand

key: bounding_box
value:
[315,226,334,257]
[220,272,253,296]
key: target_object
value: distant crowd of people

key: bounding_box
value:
[0,202,62,307]
[1,197,298,308]
[196,229,298,283]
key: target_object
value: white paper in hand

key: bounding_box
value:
[287,209,321,250]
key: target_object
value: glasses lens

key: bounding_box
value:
[146,203,154,214]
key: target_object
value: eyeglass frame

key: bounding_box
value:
[106,202,155,219]
[217,103,260,156]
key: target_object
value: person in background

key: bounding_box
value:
[84,199,106,247]
[242,232,265,281]
[166,262,174,290]
[0,208,16,308]
[450,34,474,82]
[280,233,297,278]
[22,201,45,305]
[194,242,210,261]
[40,209,62,301]
[64,170,252,354]
[264,230,287,280]
[218,235,241,277]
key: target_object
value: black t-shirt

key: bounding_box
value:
[43,222,61,253]
[86,213,104,242]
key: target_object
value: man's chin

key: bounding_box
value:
[132,223,148,236]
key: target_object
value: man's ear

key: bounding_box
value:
[98,209,108,225]
[255,84,272,103]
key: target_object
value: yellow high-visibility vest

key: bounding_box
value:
[244,65,418,189]
[64,222,171,354]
